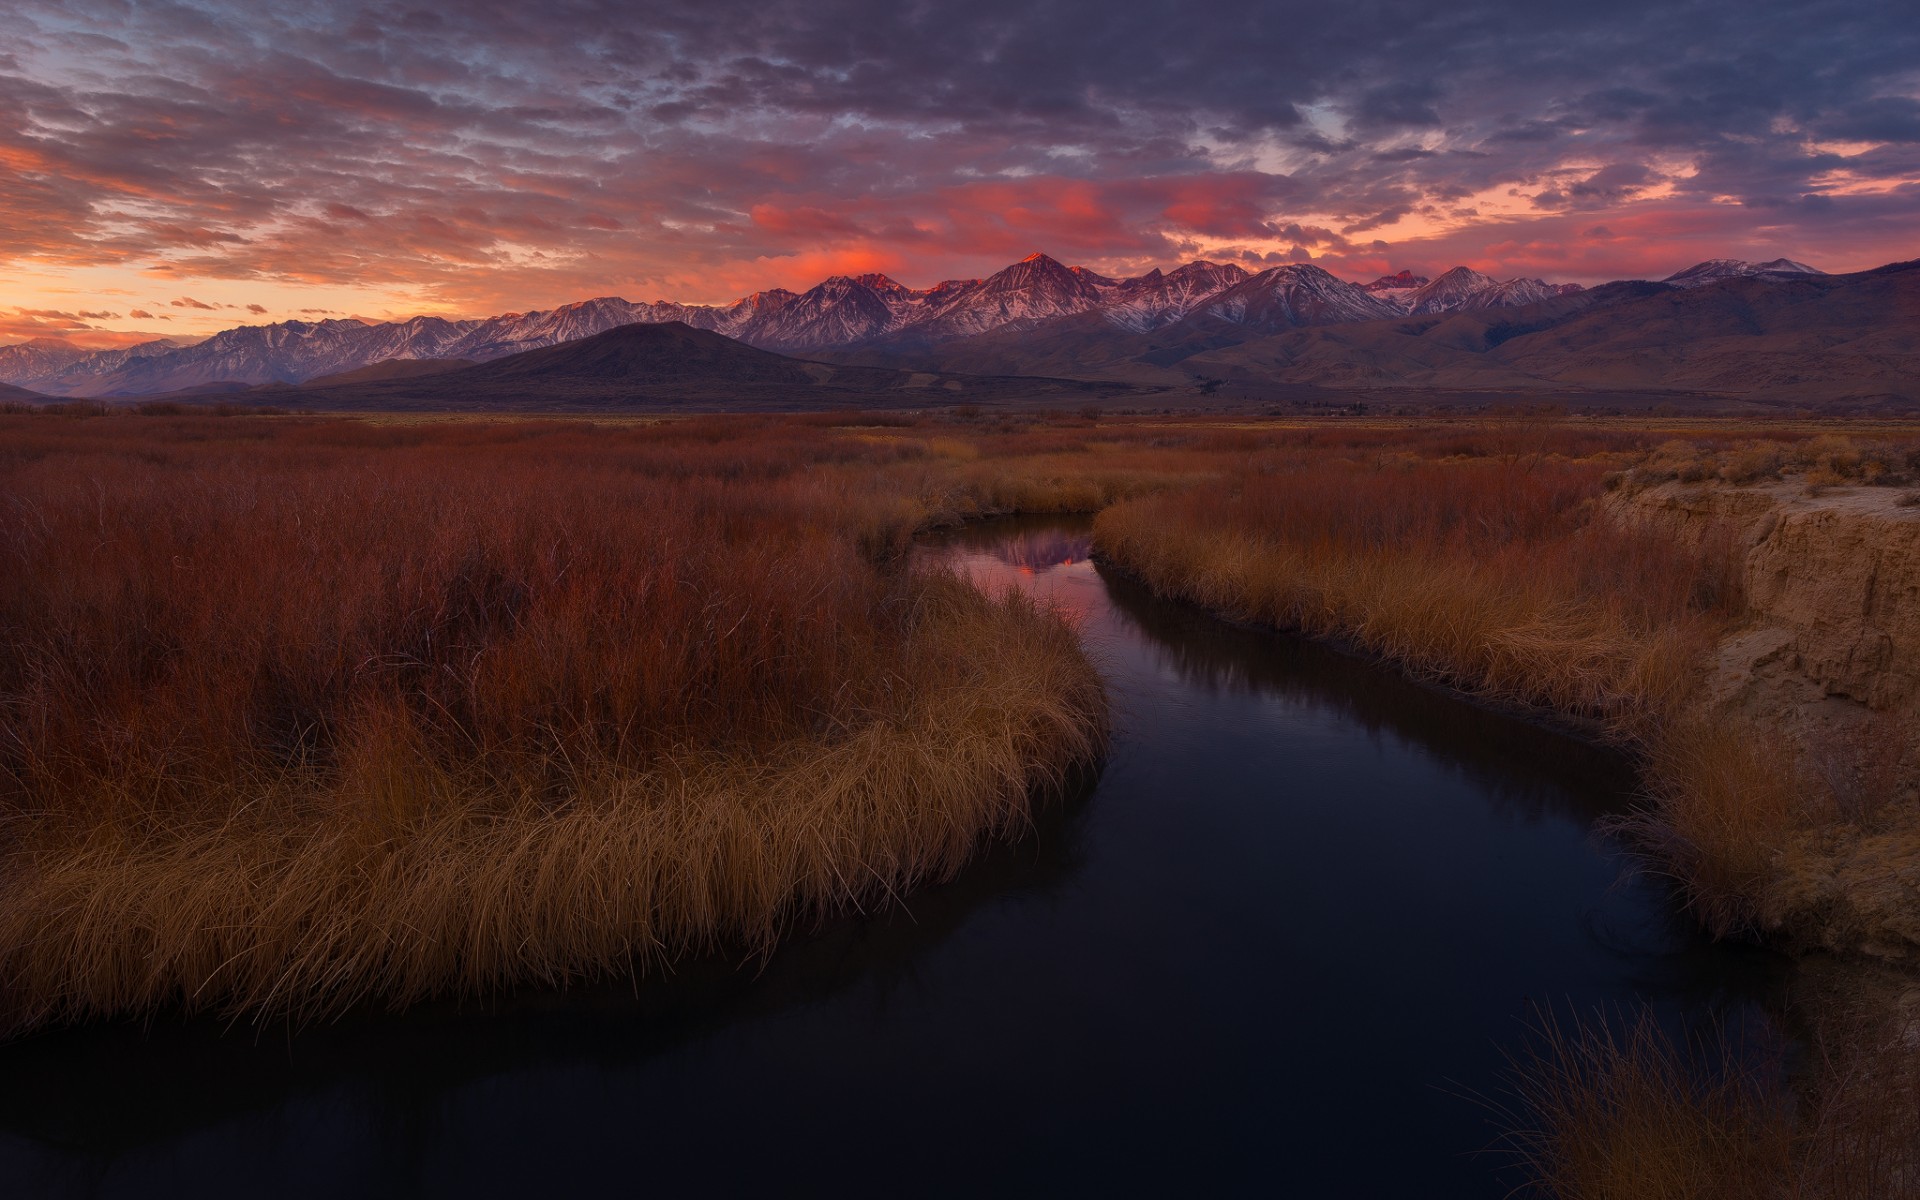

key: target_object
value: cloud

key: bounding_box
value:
[170,297,216,310]
[0,0,1913,331]
[246,303,268,313]
[0,307,149,343]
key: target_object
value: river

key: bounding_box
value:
[0,515,1789,1198]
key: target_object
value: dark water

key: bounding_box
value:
[0,516,1788,1199]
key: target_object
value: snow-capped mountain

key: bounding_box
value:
[1355,270,1430,311]
[728,276,915,351]
[1402,266,1502,313]
[1381,267,1576,315]
[20,249,1840,397]
[1663,258,1825,287]
[0,337,90,383]
[1495,278,1586,305]
[448,297,723,360]
[1188,264,1402,332]
[8,300,731,395]
[1101,261,1252,332]
[906,253,1113,341]
[1363,270,1428,292]
[29,319,465,396]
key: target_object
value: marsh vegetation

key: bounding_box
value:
[4,405,1920,1196]
[0,414,1133,1028]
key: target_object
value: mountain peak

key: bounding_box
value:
[984,252,1095,288]
[1754,258,1822,275]
[848,273,911,294]
[1259,262,1343,283]
[1665,258,1825,287]
[1068,264,1118,286]
[1364,270,1428,292]
[1192,262,1401,331]
[1431,265,1498,285]
[733,288,798,311]
[1170,260,1247,281]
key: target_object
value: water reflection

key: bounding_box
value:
[940,517,1632,829]
[0,516,1790,1200]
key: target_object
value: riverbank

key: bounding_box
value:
[3,509,1762,1198]
[6,408,1917,1195]
[1087,429,1920,1197]
[1606,476,1920,956]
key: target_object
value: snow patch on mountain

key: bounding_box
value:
[0,252,1628,395]
[1663,258,1825,287]
[1102,261,1252,331]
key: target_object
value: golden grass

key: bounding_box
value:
[1092,455,1732,729]
[0,577,1099,1028]
[0,413,1107,1030]
[1083,427,1920,947]
[1619,718,1812,938]
[1073,420,1920,1199]
[1505,995,1920,1200]
[1501,1009,1791,1200]
[11,407,1920,1193]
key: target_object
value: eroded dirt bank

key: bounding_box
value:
[1609,481,1920,957]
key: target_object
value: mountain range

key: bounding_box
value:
[0,252,1722,398]
[1167,260,1919,406]
[253,321,1126,411]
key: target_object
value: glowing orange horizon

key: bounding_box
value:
[5,172,1913,350]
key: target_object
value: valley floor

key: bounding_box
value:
[5,404,1920,1195]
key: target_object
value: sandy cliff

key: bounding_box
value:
[1609,481,1920,955]
[1612,481,1920,712]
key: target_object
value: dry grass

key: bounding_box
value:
[1501,1009,1791,1200]
[1506,995,1920,1200]
[0,413,1106,1030]
[1620,718,1814,938]
[12,407,1920,1193]
[1626,432,1920,492]
[1086,424,1920,946]
[1074,420,1920,1197]
[1093,448,1735,729]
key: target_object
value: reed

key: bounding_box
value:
[1500,1009,1791,1200]
[0,413,1105,1029]
[1616,718,1812,937]
[1505,996,1920,1200]
[1092,453,1734,729]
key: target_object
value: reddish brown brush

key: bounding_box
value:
[0,413,1106,1030]
[1500,1008,1792,1200]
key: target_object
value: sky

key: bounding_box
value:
[4,0,1917,347]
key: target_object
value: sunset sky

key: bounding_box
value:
[5,0,1917,346]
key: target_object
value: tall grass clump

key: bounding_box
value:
[1505,998,1920,1200]
[1501,1009,1791,1200]
[1618,718,1814,938]
[0,415,1105,1031]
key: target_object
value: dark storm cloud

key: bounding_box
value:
[3,0,1917,314]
